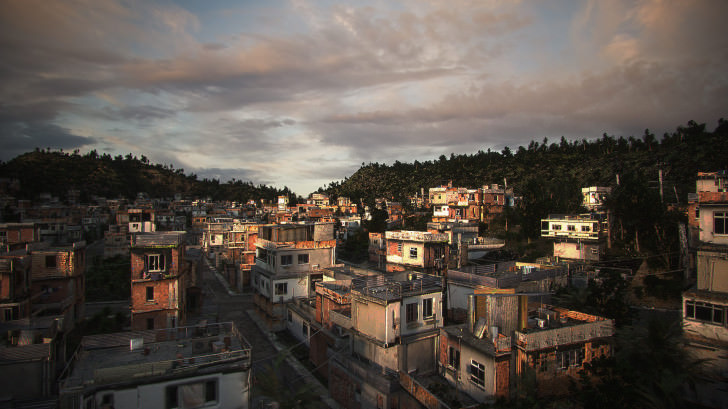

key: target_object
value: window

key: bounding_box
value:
[275,282,288,295]
[281,255,293,266]
[406,302,418,323]
[397,243,403,253]
[567,225,576,231]
[145,254,165,272]
[45,255,56,268]
[686,300,726,325]
[146,287,154,301]
[470,360,485,388]
[165,380,217,409]
[695,208,700,219]
[448,346,460,369]
[409,247,418,258]
[714,211,728,235]
[581,225,591,232]
[302,322,308,336]
[552,224,561,231]
[298,254,309,264]
[558,348,584,369]
[422,298,434,319]
[147,318,154,330]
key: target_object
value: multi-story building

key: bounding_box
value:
[541,213,608,262]
[682,171,728,408]
[59,322,252,409]
[307,193,330,207]
[252,223,336,329]
[514,304,615,396]
[0,253,31,324]
[223,222,260,291]
[30,241,86,332]
[384,230,449,275]
[321,273,445,409]
[130,232,199,331]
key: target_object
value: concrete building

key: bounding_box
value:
[251,223,337,329]
[682,171,728,408]
[130,232,200,331]
[384,231,449,276]
[541,213,608,262]
[59,322,252,409]
[514,304,614,396]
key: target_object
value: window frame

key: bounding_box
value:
[714,211,728,235]
[409,247,418,259]
[469,360,485,389]
[405,302,418,323]
[146,254,165,272]
[281,255,293,266]
[298,253,309,264]
[146,286,154,302]
[275,282,288,296]
[422,298,434,319]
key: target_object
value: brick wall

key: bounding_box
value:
[329,363,360,409]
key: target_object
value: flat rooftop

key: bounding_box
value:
[62,322,251,391]
[352,274,442,303]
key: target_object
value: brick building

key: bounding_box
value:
[130,232,198,331]
[30,241,86,332]
[384,231,449,275]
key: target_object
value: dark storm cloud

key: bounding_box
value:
[0,122,96,160]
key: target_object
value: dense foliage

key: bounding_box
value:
[0,149,294,203]
[322,119,728,208]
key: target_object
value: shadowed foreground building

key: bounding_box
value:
[130,232,202,331]
[59,322,252,409]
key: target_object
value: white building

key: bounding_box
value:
[59,322,252,409]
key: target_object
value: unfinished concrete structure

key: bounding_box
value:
[59,322,252,409]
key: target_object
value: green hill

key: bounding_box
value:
[0,150,293,203]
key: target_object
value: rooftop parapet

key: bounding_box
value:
[351,274,442,303]
[61,322,251,391]
[131,232,186,248]
[385,230,449,243]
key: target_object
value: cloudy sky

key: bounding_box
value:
[1,0,726,195]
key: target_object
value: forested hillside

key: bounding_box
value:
[0,149,293,203]
[323,119,728,206]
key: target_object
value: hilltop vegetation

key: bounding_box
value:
[0,149,294,203]
[323,119,728,205]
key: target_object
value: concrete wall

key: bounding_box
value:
[459,342,497,402]
[400,293,442,338]
[696,249,728,292]
[352,334,400,372]
[85,370,249,409]
[699,206,728,245]
[353,300,398,344]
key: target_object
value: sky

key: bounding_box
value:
[1,0,727,196]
